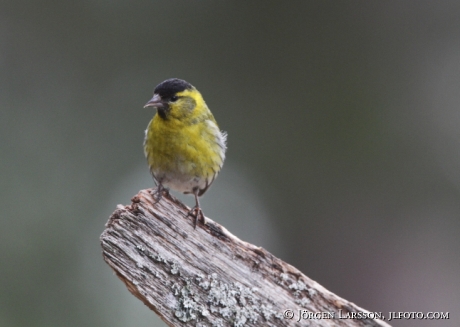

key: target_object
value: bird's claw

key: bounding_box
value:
[151,185,168,204]
[187,206,205,229]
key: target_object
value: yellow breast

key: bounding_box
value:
[144,111,226,194]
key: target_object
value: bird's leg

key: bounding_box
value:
[187,191,205,229]
[151,182,168,204]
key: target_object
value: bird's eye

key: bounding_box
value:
[170,95,179,102]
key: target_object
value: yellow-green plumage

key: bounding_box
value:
[143,78,226,227]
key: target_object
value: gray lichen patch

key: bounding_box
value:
[172,281,203,322]
[289,280,307,297]
[287,277,318,309]
[260,304,283,321]
[200,273,263,326]
[170,273,285,326]
[295,297,311,307]
[212,318,225,327]
[274,272,291,288]
[135,244,166,263]
[170,260,181,275]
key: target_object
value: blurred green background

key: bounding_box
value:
[2,1,460,326]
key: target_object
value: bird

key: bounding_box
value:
[143,78,227,228]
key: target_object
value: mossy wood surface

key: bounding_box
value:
[101,189,391,327]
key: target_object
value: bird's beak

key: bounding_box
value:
[144,94,164,109]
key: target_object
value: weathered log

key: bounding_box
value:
[101,189,391,327]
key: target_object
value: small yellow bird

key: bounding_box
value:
[143,78,227,228]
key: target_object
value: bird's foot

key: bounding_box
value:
[187,206,205,229]
[151,184,168,204]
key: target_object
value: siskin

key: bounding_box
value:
[143,78,227,228]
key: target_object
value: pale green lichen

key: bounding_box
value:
[274,272,290,286]
[288,277,317,309]
[171,273,274,326]
[289,280,307,297]
[135,244,166,263]
[289,280,307,292]
[295,297,311,307]
[260,304,282,320]
[136,251,297,326]
[170,261,180,275]
[201,274,261,326]
[173,282,202,322]
[211,318,224,327]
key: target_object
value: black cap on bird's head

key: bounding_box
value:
[144,78,193,108]
[154,78,193,99]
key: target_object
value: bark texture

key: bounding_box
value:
[101,189,391,327]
